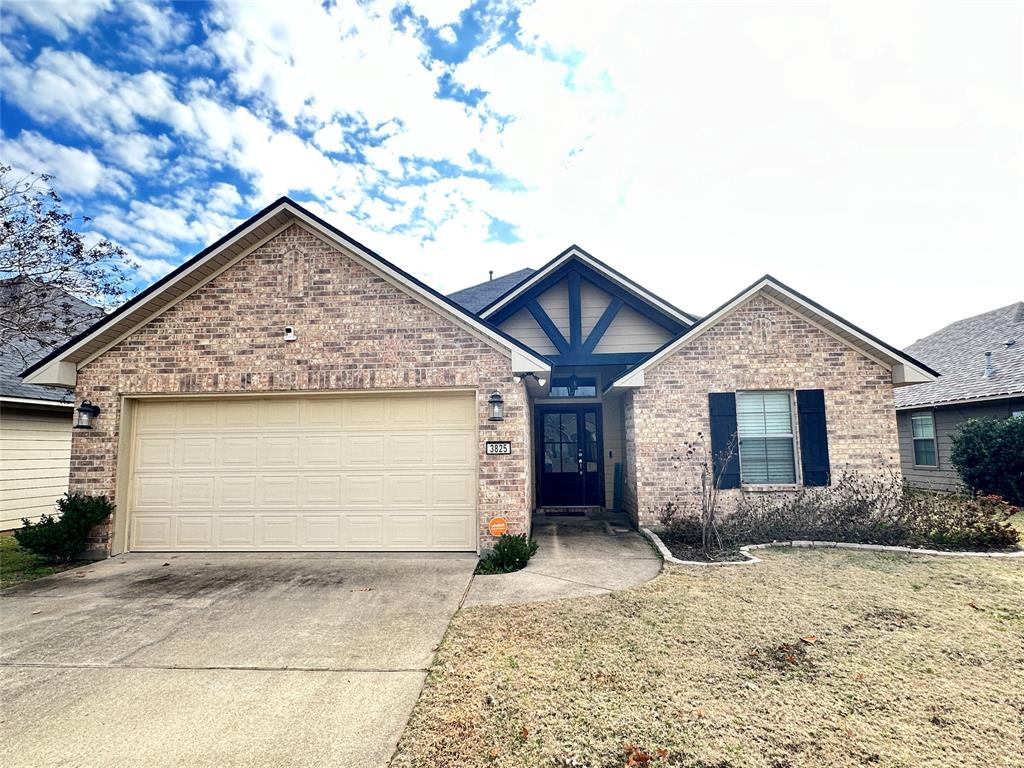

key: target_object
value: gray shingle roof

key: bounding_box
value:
[0,279,103,403]
[447,268,535,314]
[894,302,1024,409]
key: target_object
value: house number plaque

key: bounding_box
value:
[485,441,512,455]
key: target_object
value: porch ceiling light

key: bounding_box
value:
[74,399,101,430]
[487,391,505,421]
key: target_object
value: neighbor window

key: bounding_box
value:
[549,376,597,398]
[736,390,797,484]
[911,412,937,466]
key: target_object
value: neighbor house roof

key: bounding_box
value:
[609,275,939,391]
[20,197,550,387]
[448,268,536,313]
[0,278,102,405]
[894,302,1024,410]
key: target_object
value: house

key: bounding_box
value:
[894,303,1024,492]
[1,278,102,529]
[20,197,937,556]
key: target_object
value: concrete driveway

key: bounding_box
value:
[0,552,476,768]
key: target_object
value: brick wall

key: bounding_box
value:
[625,295,900,527]
[71,223,531,553]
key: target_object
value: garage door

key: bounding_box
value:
[128,393,478,552]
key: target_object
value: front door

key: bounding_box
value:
[537,406,602,507]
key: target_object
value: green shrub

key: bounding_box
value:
[476,533,539,575]
[951,417,1024,506]
[14,494,114,562]
[657,470,1020,552]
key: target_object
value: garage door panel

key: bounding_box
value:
[260,437,300,467]
[347,474,385,506]
[178,476,216,507]
[136,438,175,470]
[220,438,257,467]
[347,515,384,547]
[177,516,213,547]
[432,473,475,507]
[432,433,474,466]
[344,435,384,466]
[219,477,257,507]
[218,516,256,547]
[133,516,173,548]
[389,434,430,466]
[389,514,430,547]
[180,438,216,467]
[432,515,475,548]
[135,476,173,508]
[387,474,429,505]
[259,516,299,546]
[302,476,342,506]
[129,394,477,552]
[259,476,299,506]
[301,436,342,467]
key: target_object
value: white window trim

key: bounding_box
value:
[910,411,939,468]
[736,389,802,488]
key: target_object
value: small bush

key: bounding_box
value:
[476,533,539,575]
[656,471,1020,552]
[951,417,1024,506]
[14,494,114,562]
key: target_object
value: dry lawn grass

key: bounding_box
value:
[391,549,1023,768]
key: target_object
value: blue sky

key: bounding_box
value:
[1,0,1020,346]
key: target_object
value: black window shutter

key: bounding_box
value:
[796,389,831,487]
[708,392,741,489]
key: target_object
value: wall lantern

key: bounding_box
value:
[487,391,505,421]
[74,399,101,430]
[512,373,548,387]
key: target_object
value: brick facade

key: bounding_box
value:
[71,223,530,553]
[624,295,900,526]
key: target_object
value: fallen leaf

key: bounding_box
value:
[657,748,669,758]
[695,707,705,719]
[162,563,170,567]
[350,587,372,592]
[801,635,818,644]
[489,746,499,759]
[967,601,981,611]
[31,610,42,615]
[520,726,529,741]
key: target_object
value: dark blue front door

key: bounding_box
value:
[537,405,602,507]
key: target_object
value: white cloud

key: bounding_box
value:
[103,132,173,173]
[406,0,471,29]
[437,25,457,45]
[1,131,130,196]
[3,0,113,41]
[123,0,191,50]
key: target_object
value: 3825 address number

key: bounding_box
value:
[485,441,512,455]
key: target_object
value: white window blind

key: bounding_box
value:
[736,391,797,484]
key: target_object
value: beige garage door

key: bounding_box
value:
[128,393,478,552]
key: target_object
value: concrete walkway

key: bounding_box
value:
[463,516,662,607]
[0,552,476,768]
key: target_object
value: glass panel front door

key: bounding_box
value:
[538,406,602,506]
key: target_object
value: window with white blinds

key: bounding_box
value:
[736,391,797,484]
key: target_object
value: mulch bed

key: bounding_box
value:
[657,534,748,563]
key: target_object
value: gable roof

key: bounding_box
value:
[1,279,103,404]
[477,245,700,325]
[20,198,550,387]
[893,302,1024,410]
[609,275,939,391]
[448,268,536,313]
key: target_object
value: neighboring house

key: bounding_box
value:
[21,198,937,557]
[1,279,103,529]
[894,303,1024,492]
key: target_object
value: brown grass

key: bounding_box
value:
[391,549,1024,768]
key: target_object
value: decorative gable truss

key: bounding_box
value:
[483,250,692,367]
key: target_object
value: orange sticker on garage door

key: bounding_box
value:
[488,517,508,536]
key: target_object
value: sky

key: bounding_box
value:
[1,0,1020,348]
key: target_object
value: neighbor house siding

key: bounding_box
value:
[70,223,532,554]
[896,398,1024,492]
[624,295,900,527]
[0,405,73,528]
[602,394,625,508]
